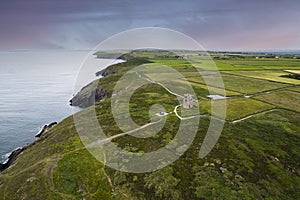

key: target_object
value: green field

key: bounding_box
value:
[186,73,289,94]
[255,90,300,112]
[159,70,289,95]
[187,81,240,96]
[224,70,300,84]
[288,86,300,93]
[200,98,275,121]
[210,58,300,71]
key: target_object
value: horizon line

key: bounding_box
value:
[2,48,300,53]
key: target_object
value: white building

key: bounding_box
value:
[183,94,194,109]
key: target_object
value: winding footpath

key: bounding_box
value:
[173,105,202,120]
[88,119,163,146]
[136,72,184,98]
[231,108,278,123]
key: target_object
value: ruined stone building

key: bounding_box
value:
[183,94,194,109]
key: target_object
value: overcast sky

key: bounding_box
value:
[1,0,300,51]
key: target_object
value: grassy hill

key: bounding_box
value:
[0,51,299,199]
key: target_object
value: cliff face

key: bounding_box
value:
[0,148,24,172]
[95,68,117,77]
[70,58,151,108]
[69,80,110,108]
[35,122,57,138]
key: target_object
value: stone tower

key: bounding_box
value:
[183,94,193,109]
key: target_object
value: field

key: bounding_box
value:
[255,90,300,112]
[284,70,300,74]
[184,73,289,94]
[199,98,275,121]
[216,58,300,70]
[223,70,300,84]
[152,57,300,71]
[140,63,292,95]
[288,86,300,92]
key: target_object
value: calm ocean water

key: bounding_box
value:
[0,51,117,163]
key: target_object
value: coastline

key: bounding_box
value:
[0,122,57,172]
[69,58,126,108]
[0,147,24,172]
[0,57,125,173]
[0,50,89,167]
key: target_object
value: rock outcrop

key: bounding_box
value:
[35,122,57,138]
[69,80,110,108]
[0,121,58,172]
[95,68,117,77]
[0,147,24,172]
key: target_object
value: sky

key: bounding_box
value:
[1,0,300,51]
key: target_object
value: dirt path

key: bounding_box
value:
[231,108,277,123]
[173,105,203,120]
[136,71,184,98]
[88,119,163,146]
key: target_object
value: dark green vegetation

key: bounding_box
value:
[0,50,299,199]
[281,73,300,80]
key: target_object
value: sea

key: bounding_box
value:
[0,51,118,163]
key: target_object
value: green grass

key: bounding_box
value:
[152,58,300,71]
[199,98,275,121]
[186,73,289,94]
[53,149,112,199]
[213,58,300,71]
[150,59,192,67]
[139,63,289,95]
[255,90,300,112]
[223,70,300,84]
[214,60,260,70]
[185,81,240,96]
[288,86,300,93]
[221,74,290,94]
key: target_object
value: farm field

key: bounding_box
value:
[142,63,291,95]
[288,86,300,93]
[217,58,300,68]
[254,90,300,112]
[187,73,289,94]
[223,70,300,85]
[150,56,300,71]
[199,98,275,121]
[207,58,300,71]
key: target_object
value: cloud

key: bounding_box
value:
[0,0,299,51]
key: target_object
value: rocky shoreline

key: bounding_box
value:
[0,147,24,172]
[0,58,124,173]
[95,67,118,77]
[0,122,57,173]
[35,122,57,138]
[69,80,110,108]
[69,58,152,108]
[69,62,119,108]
